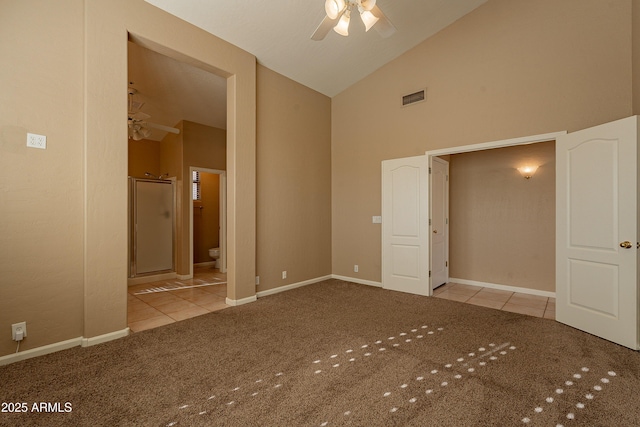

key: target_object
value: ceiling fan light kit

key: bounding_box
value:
[325,0,346,19]
[360,10,379,31]
[334,9,351,36]
[313,0,393,40]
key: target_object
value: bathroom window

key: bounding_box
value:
[192,171,201,201]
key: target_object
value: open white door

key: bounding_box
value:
[430,157,449,290]
[556,116,638,350]
[382,156,429,296]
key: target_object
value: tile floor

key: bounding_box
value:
[127,266,229,332]
[433,282,555,320]
[129,276,553,333]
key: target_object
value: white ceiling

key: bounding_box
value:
[130,0,486,141]
[144,0,487,97]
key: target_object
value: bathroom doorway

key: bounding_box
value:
[190,167,227,276]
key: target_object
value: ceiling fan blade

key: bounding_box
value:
[371,5,396,38]
[145,122,180,135]
[311,15,339,41]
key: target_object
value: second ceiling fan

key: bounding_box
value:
[311,0,396,41]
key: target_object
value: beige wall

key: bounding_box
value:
[128,139,161,178]
[332,0,634,283]
[1,0,256,357]
[256,65,332,291]
[449,141,555,292]
[0,0,85,356]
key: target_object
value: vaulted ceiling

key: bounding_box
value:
[129,0,487,140]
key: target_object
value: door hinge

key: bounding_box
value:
[445,261,448,267]
[429,219,432,226]
[446,218,448,225]
[429,167,432,174]
[429,270,431,277]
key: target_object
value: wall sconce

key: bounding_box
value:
[517,165,538,179]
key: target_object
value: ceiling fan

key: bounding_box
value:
[127,88,180,141]
[311,0,396,41]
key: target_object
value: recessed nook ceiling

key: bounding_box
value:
[128,41,227,141]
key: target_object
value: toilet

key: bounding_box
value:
[208,247,220,268]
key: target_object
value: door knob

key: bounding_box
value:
[620,241,632,249]
[433,230,438,234]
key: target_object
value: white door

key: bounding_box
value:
[431,157,449,290]
[556,116,638,350]
[382,156,429,296]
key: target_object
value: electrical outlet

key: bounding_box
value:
[27,133,46,149]
[354,264,359,273]
[282,271,287,279]
[11,322,27,341]
[255,276,260,285]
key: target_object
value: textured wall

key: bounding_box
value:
[256,65,332,291]
[449,142,556,291]
[0,0,85,357]
[332,0,633,284]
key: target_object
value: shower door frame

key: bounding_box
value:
[128,177,177,278]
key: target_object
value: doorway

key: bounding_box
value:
[381,132,564,298]
[426,132,564,296]
[126,38,232,330]
[190,167,227,277]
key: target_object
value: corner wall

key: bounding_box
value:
[256,65,332,291]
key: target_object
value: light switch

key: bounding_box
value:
[372,216,382,224]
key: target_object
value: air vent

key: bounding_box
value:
[402,89,426,107]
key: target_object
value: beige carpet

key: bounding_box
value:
[1,279,639,426]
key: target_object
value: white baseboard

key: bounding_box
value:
[177,274,192,280]
[449,277,556,298]
[0,337,83,366]
[331,274,382,288]
[256,275,333,298]
[0,328,130,366]
[226,295,257,306]
[128,272,177,286]
[81,328,130,347]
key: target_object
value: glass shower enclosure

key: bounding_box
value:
[128,177,175,278]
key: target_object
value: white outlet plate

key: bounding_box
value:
[255,276,260,285]
[354,265,359,272]
[12,322,27,341]
[27,133,46,149]
[282,271,287,279]
[372,216,382,223]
